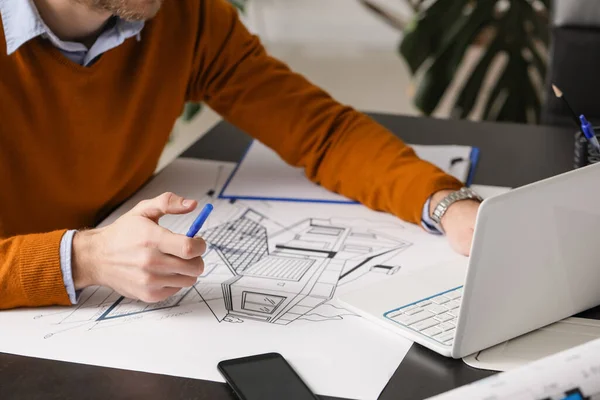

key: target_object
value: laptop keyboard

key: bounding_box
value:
[383,286,463,347]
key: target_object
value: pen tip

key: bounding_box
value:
[551,84,563,98]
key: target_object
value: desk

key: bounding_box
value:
[1,113,599,400]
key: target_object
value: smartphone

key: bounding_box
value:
[217,352,319,400]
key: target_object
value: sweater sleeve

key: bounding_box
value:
[0,230,71,309]
[187,0,463,224]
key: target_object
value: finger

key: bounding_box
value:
[147,253,205,277]
[141,287,182,303]
[156,228,207,260]
[129,192,197,222]
[155,273,199,289]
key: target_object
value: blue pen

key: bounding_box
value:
[579,115,600,152]
[186,203,214,238]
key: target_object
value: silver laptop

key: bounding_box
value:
[338,162,600,358]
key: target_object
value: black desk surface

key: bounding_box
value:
[2,113,598,400]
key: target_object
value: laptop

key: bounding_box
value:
[338,162,600,358]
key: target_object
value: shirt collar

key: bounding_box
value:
[0,0,144,55]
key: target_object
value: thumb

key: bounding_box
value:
[129,192,197,222]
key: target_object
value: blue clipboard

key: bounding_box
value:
[466,147,480,187]
[219,141,480,204]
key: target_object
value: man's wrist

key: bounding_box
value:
[429,188,482,231]
[72,230,98,290]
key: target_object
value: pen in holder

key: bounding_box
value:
[574,125,600,168]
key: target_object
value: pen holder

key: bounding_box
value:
[574,125,600,168]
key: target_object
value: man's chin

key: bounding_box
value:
[116,0,163,22]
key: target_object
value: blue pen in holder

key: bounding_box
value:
[574,125,600,168]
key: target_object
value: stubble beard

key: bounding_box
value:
[72,0,164,21]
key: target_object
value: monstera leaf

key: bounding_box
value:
[362,0,550,124]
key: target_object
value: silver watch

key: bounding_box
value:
[431,187,482,230]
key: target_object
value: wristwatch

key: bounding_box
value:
[430,187,483,232]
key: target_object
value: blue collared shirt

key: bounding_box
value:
[0,0,441,305]
[0,0,144,66]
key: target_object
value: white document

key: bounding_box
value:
[462,317,600,372]
[0,158,465,400]
[220,140,477,203]
[428,336,600,400]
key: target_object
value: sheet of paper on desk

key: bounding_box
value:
[0,158,465,400]
[219,140,476,203]
[427,336,600,400]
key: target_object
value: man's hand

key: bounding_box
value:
[72,192,207,303]
[430,190,481,256]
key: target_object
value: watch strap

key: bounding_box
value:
[430,187,483,228]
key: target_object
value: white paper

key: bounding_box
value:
[220,140,476,203]
[0,159,464,400]
[411,144,474,183]
[428,336,600,399]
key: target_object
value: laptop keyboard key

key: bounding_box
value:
[438,322,454,331]
[424,304,448,315]
[434,313,454,322]
[391,310,432,326]
[387,310,404,319]
[446,300,461,310]
[422,326,443,337]
[431,296,450,305]
[437,329,455,343]
[405,311,434,326]
[405,307,425,316]
[412,318,439,331]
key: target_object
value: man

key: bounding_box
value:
[0,0,480,310]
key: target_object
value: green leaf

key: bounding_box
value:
[525,37,547,78]
[495,55,528,122]
[522,0,549,46]
[452,36,503,119]
[230,0,247,12]
[394,0,550,123]
[483,47,534,123]
[521,57,542,123]
[182,102,202,122]
[413,2,496,114]
[399,0,469,74]
[482,59,512,121]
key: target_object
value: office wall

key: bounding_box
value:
[241,0,411,51]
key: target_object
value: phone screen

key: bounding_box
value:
[218,353,318,400]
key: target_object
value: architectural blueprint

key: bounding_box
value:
[0,159,465,400]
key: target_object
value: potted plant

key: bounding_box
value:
[360,0,551,123]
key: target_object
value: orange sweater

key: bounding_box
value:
[0,0,462,309]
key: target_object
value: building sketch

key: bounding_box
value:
[39,203,412,337]
[97,208,411,325]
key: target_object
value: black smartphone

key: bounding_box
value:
[217,352,319,400]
